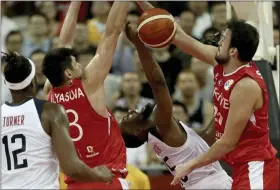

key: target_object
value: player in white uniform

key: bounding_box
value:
[1,52,114,188]
[118,24,232,189]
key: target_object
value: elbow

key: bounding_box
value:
[60,161,81,179]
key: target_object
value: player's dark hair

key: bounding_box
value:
[2,52,32,92]
[5,30,22,44]
[227,19,259,62]
[173,100,188,115]
[30,49,45,57]
[42,48,78,87]
[122,132,146,148]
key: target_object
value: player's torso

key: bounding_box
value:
[49,79,127,179]
[213,62,277,163]
[1,98,59,189]
[148,121,224,188]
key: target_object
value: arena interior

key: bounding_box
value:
[1,1,279,189]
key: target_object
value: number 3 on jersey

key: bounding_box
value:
[66,109,83,142]
[214,106,223,125]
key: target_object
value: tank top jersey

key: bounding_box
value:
[148,121,225,188]
[48,78,127,184]
[213,62,277,164]
[1,98,59,189]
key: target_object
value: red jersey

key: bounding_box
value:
[213,62,277,164]
[48,78,127,184]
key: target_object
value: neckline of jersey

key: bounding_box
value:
[223,63,250,77]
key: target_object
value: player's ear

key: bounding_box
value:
[230,47,238,56]
[64,69,73,79]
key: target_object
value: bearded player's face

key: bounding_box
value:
[215,29,231,65]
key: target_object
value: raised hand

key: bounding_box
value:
[124,22,141,44]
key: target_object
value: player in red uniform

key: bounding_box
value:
[42,2,130,189]
[136,2,279,189]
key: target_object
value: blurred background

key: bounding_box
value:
[1,1,279,189]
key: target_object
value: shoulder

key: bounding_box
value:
[231,77,261,100]
[43,102,66,116]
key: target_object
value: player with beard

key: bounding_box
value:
[42,2,130,189]
[119,23,232,189]
[137,2,279,189]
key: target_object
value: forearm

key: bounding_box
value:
[191,139,235,169]
[58,2,81,48]
[63,159,99,182]
[105,2,130,35]
[133,40,165,85]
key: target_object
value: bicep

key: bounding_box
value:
[153,84,173,127]
[50,105,78,169]
[222,79,260,145]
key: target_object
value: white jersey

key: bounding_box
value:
[148,121,228,188]
[1,98,59,189]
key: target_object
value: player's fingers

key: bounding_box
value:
[170,177,179,186]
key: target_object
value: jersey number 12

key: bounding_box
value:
[2,134,28,170]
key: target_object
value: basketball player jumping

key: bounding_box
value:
[119,23,232,189]
[1,52,113,188]
[136,2,279,189]
[42,2,130,189]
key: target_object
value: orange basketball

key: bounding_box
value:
[137,8,176,48]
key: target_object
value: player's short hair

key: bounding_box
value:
[227,19,259,62]
[2,52,33,92]
[173,100,188,115]
[42,48,78,87]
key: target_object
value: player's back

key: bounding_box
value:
[148,121,228,188]
[213,62,277,164]
[1,97,59,189]
[49,78,127,183]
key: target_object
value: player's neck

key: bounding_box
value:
[11,92,35,104]
[223,60,247,75]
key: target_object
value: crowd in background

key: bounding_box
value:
[1,1,279,171]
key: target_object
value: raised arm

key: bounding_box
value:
[125,24,173,132]
[136,1,218,66]
[83,2,130,88]
[58,2,81,48]
[43,103,113,183]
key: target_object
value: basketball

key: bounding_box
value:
[137,8,176,48]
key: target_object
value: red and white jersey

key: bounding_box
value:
[49,78,127,184]
[213,62,277,164]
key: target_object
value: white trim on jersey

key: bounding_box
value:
[248,161,264,189]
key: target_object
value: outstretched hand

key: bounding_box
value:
[124,22,141,45]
